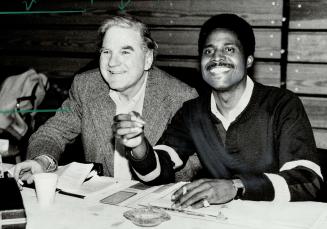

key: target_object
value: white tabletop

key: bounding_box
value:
[3,163,327,229]
[19,184,327,229]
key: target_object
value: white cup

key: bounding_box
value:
[33,173,58,207]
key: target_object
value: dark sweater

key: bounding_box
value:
[131,82,323,201]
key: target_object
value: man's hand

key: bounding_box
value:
[171,179,237,209]
[13,160,46,185]
[113,111,147,159]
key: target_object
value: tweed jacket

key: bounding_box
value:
[27,67,198,177]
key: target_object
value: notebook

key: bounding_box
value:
[0,178,26,229]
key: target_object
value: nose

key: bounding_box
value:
[212,49,225,61]
[108,53,120,67]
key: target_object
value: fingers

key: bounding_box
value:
[113,112,146,148]
[113,112,145,125]
[172,179,207,202]
[13,160,42,189]
[172,180,210,208]
[171,179,235,209]
[13,161,31,180]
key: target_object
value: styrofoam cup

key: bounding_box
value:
[33,173,58,207]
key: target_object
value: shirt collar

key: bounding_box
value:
[211,76,254,130]
[109,72,148,107]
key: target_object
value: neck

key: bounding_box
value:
[118,72,147,102]
[213,77,247,117]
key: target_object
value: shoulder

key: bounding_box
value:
[71,68,107,92]
[255,82,301,104]
[253,82,305,114]
[73,68,102,85]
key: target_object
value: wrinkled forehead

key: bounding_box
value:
[102,26,144,48]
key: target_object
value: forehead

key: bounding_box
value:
[102,26,143,48]
[205,28,242,47]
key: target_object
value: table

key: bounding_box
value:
[4,163,327,229]
[20,185,327,229]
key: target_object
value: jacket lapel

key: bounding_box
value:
[88,75,116,176]
[142,68,172,145]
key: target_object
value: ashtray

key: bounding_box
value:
[123,207,171,227]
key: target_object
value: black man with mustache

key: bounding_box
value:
[114,14,323,207]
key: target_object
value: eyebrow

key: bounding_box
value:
[121,45,135,51]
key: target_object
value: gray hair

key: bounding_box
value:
[98,15,158,52]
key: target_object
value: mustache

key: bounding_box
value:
[206,62,234,71]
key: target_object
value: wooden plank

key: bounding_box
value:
[154,28,281,59]
[252,62,281,87]
[288,32,327,63]
[289,0,327,29]
[0,29,99,54]
[300,97,327,129]
[0,0,283,27]
[287,63,327,95]
[0,55,94,78]
[313,128,327,149]
[0,28,282,59]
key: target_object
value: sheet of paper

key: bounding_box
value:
[78,175,117,196]
[56,162,94,191]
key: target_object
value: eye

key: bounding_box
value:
[203,48,213,55]
[224,46,235,53]
[100,48,110,55]
[121,50,131,55]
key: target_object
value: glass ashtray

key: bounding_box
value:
[123,207,171,227]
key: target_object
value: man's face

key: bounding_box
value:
[99,26,153,95]
[201,29,253,91]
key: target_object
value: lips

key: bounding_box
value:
[206,62,234,73]
[109,70,125,75]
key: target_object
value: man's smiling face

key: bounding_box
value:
[99,26,152,96]
[201,28,253,91]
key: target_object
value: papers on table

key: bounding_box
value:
[100,181,327,229]
[55,162,118,198]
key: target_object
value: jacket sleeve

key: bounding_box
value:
[26,75,83,163]
[130,105,197,185]
[238,94,323,201]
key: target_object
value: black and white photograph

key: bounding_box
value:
[0,1,327,228]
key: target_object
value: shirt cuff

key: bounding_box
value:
[34,155,58,172]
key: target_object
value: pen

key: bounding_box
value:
[57,189,85,199]
[142,205,216,218]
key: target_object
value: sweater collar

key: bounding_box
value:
[210,76,254,130]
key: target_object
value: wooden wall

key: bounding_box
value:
[0,0,326,148]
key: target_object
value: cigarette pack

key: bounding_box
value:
[0,178,26,229]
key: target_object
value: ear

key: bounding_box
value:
[246,55,254,68]
[144,49,154,71]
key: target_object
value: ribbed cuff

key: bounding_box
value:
[236,174,275,201]
[129,139,157,176]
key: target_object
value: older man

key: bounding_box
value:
[115,14,323,207]
[14,15,198,183]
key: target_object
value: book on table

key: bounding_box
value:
[0,177,27,229]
